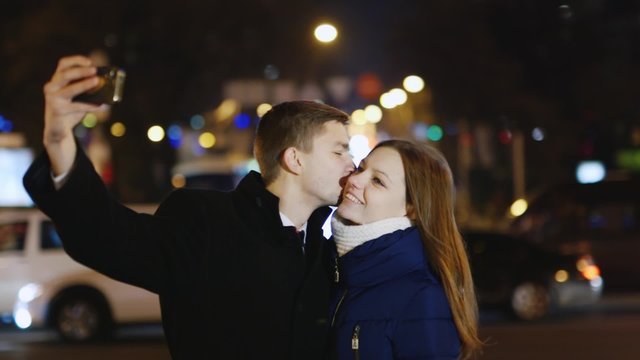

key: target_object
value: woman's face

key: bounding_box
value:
[336,147,408,225]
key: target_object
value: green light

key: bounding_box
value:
[427,125,443,141]
[82,113,98,128]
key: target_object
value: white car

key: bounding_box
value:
[0,205,162,342]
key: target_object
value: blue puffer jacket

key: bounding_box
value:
[329,227,461,360]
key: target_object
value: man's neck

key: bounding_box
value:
[266,177,317,229]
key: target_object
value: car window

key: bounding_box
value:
[41,220,63,250]
[0,221,28,254]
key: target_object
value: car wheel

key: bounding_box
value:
[52,293,112,342]
[510,282,550,321]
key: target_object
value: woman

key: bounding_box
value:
[329,140,482,359]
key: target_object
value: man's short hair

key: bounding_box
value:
[254,100,349,185]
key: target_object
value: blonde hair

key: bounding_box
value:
[373,140,483,359]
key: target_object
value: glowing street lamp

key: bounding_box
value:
[403,75,425,93]
[314,23,338,44]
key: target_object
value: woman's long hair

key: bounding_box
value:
[373,140,483,359]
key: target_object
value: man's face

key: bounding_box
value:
[299,120,354,207]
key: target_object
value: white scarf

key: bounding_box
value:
[332,215,414,257]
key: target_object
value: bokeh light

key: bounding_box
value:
[388,88,408,106]
[147,125,165,142]
[110,122,126,137]
[576,161,606,184]
[427,125,443,141]
[199,132,216,148]
[351,109,367,125]
[256,103,272,118]
[510,198,528,217]
[314,23,338,43]
[403,75,425,93]
[364,105,383,123]
[349,134,371,166]
[171,173,186,188]
[190,114,205,130]
[82,113,98,128]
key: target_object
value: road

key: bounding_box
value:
[1,294,639,359]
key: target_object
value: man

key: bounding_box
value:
[23,55,355,359]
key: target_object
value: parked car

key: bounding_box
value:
[0,205,162,342]
[507,178,640,293]
[462,230,603,321]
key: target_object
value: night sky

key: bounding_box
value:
[1,0,639,203]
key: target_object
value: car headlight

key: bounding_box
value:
[18,283,43,303]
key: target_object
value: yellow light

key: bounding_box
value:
[110,122,126,137]
[171,174,186,188]
[215,99,240,122]
[554,270,569,283]
[403,75,425,93]
[147,125,165,142]
[388,88,408,106]
[509,198,528,217]
[82,113,98,128]
[199,132,216,148]
[582,265,601,280]
[314,23,338,43]
[380,92,396,109]
[351,109,367,126]
[256,103,272,118]
[364,105,383,123]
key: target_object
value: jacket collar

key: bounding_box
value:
[234,171,332,245]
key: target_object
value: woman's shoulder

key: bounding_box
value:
[399,278,454,320]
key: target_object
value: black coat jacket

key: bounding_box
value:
[23,147,334,360]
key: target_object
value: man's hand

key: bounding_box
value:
[43,55,106,175]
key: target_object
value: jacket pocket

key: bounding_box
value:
[351,324,361,360]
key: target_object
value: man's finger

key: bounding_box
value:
[56,77,100,100]
[55,55,93,71]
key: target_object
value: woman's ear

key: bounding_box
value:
[406,203,417,221]
[282,147,303,175]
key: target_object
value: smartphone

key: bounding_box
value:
[72,66,126,105]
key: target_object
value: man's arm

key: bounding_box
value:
[42,55,105,175]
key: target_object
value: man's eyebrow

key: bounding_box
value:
[336,142,349,150]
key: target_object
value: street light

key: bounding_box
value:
[314,23,338,44]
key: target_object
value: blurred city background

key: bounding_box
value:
[1,0,640,359]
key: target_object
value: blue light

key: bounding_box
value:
[167,125,182,141]
[0,115,13,132]
[169,137,181,149]
[234,113,251,129]
[427,125,443,141]
[190,115,205,130]
[576,161,606,184]
[412,123,429,140]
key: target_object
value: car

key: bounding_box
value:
[463,230,604,321]
[0,205,162,342]
[506,178,640,293]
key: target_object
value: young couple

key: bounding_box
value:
[24,55,482,359]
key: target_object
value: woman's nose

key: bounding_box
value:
[347,172,363,189]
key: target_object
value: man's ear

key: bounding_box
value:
[282,147,303,175]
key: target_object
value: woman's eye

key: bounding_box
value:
[373,177,385,186]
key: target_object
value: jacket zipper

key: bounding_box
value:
[334,256,340,283]
[331,289,347,327]
[352,324,361,360]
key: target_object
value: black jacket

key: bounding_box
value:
[23,147,334,359]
